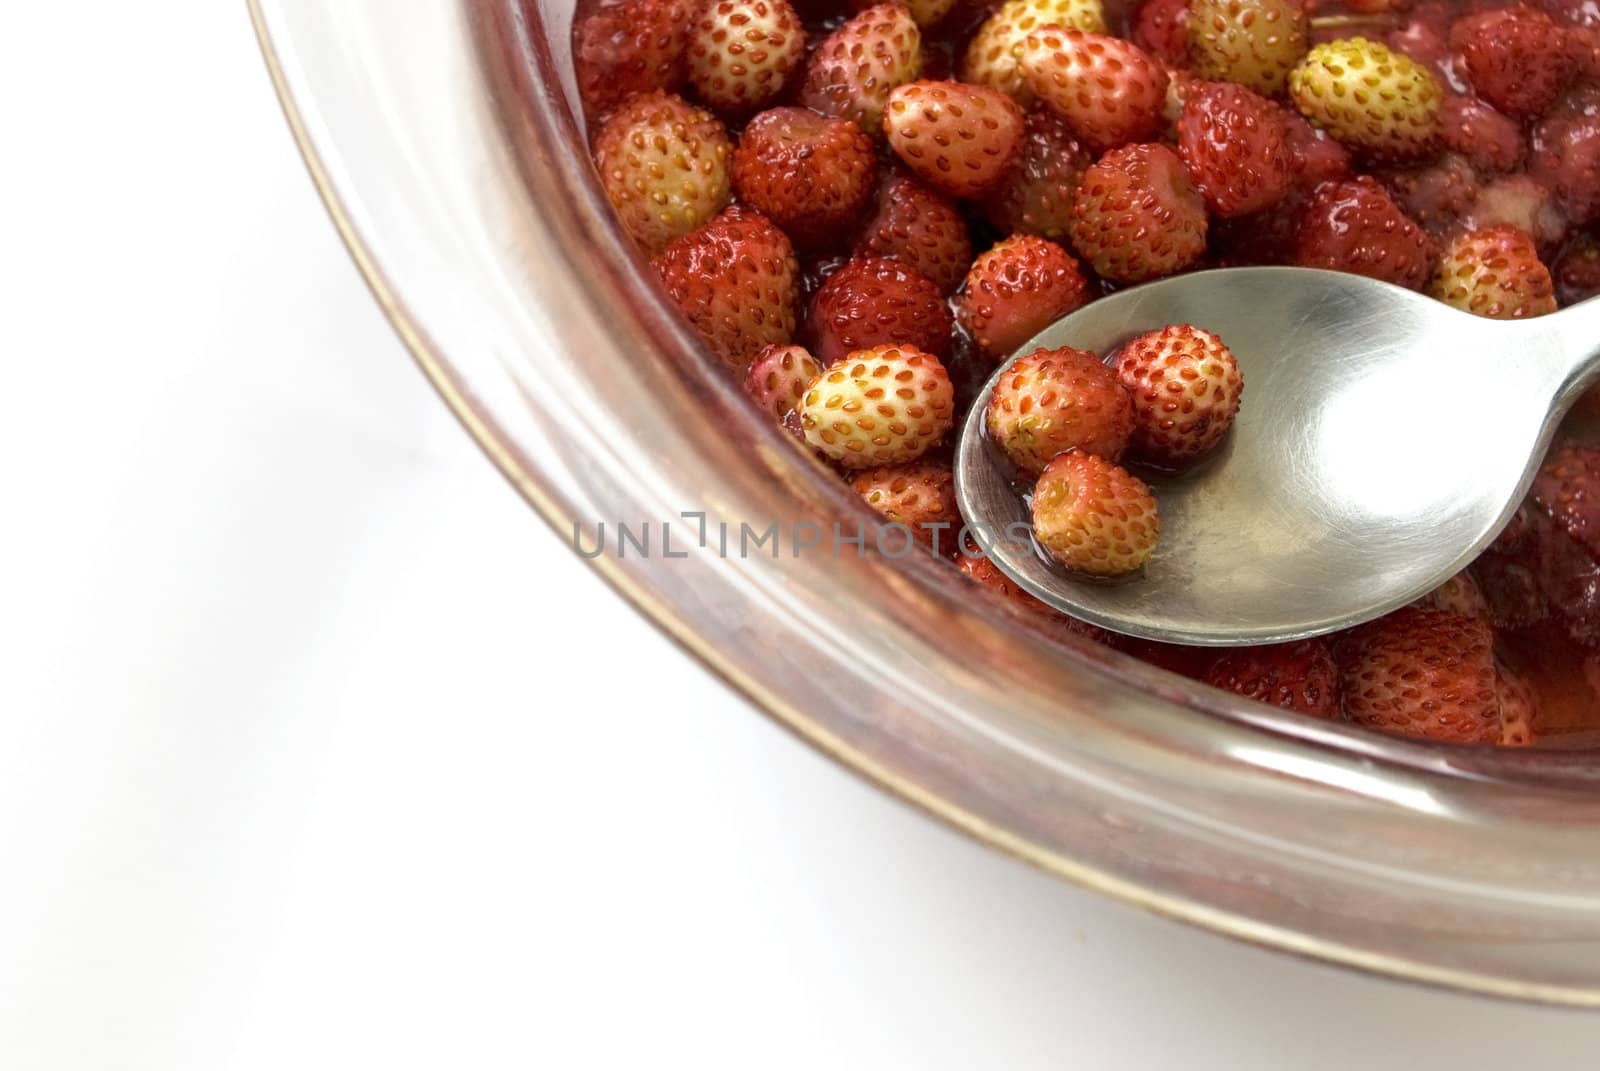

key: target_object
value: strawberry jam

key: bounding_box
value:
[571,0,1600,744]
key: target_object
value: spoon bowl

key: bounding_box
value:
[953,267,1600,646]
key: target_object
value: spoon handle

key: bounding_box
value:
[1545,296,1600,412]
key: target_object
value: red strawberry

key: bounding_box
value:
[799,3,923,138]
[1336,608,1501,744]
[1020,29,1169,150]
[1203,640,1342,718]
[732,108,878,248]
[1440,96,1525,175]
[1031,451,1161,576]
[594,91,733,252]
[1428,225,1558,320]
[1529,110,1600,225]
[1134,0,1192,65]
[798,343,955,466]
[956,545,1113,642]
[807,256,954,365]
[850,460,961,551]
[1451,8,1574,120]
[1495,663,1540,746]
[573,0,691,116]
[1278,104,1352,189]
[1115,324,1243,466]
[983,110,1095,241]
[986,345,1135,473]
[744,343,822,422]
[1379,153,1481,242]
[1069,143,1209,284]
[954,235,1092,360]
[853,172,974,295]
[1462,175,1570,254]
[1187,0,1310,98]
[883,80,1027,198]
[1210,194,1306,266]
[1386,2,1464,93]
[1533,443,1600,559]
[686,0,806,115]
[1176,81,1293,218]
[1293,176,1435,290]
[1554,231,1600,305]
[653,205,800,371]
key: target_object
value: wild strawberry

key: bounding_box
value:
[1385,2,1463,94]
[1069,143,1209,284]
[1203,640,1342,718]
[594,91,733,253]
[653,206,800,371]
[961,0,1110,106]
[883,81,1027,198]
[1336,608,1501,744]
[955,546,1114,642]
[1440,96,1524,175]
[853,173,973,294]
[1031,451,1161,576]
[1451,8,1574,121]
[732,108,878,248]
[1187,0,1310,98]
[955,236,1092,361]
[1379,152,1481,241]
[1293,176,1434,290]
[1278,103,1352,188]
[850,460,961,550]
[807,256,954,365]
[1533,444,1600,559]
[986,346,1134,473]
[573,0,691,116]
[847,0,956,26]
[799,344,955,466]
[1529,111,1600,225]
[1416,570,1490,620]
[1428,226,1558,320]
[744,343,822,421]
[1176,81,1294,218]
[799,3,923,138]
[686,0,805,115]
[982,110,1094,241]
[1463,175,1569,253]
[1554,232,1600,305]
[1019,29,1170,150]
[1134,0,1192,65]
[1289,38,1443,159]
[1114,324,1243,466]
[1496,663,1540,747]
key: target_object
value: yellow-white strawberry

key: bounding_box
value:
[799,344,955,467]
[1187,0,1308,98]
[960,0,1108,106]
[1288,37,1442,158]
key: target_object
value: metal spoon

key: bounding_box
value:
[952,266,1600,646]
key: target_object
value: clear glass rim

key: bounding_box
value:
[247,0,1600,1004]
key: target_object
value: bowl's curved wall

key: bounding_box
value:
[250,0,1600,1002]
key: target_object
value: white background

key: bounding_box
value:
[4,2,1600,1067]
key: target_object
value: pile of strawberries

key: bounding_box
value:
[575,0,1600,745]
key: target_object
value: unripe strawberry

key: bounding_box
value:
[686,0,806,115]
[594,92,733,252]
[1187,0,1308,98]
[744,344,822,421]
[799,344,956,466]
[1428,226,1558,320]
[1289,37,1443,159]
[1032,451,1161,576]
[961,0,1109,106]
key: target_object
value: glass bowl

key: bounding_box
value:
[249,0,1600,1002]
